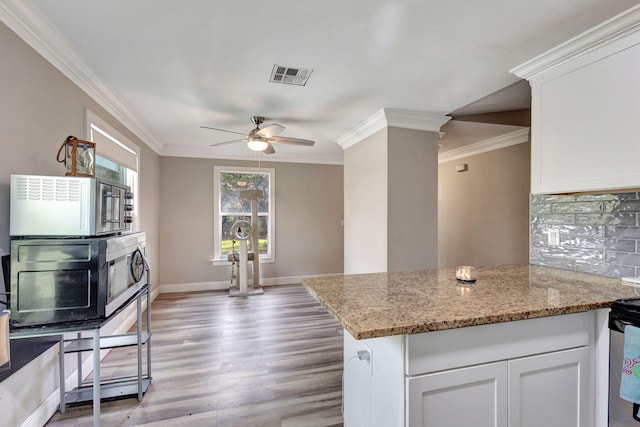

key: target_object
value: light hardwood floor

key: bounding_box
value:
[46,284,344,427]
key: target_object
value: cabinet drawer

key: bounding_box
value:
[406,311,592,376]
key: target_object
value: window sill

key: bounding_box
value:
[211,257,275,267]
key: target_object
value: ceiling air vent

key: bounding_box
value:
[269,65,313,86]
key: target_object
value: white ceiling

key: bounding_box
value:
[9,0,640,164]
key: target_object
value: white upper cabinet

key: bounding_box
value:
[512,6,640,194]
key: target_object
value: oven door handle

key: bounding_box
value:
[137,245,151,285]
[611,316,640,334]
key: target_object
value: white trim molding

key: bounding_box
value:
[438,128,530,164]
[510,4,640,80]
[159,274,342,294]
[18,388,60,427]
[0,0,164,153]
[162,143,344,165]
[336,108,451,150]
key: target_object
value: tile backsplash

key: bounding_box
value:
[530,192,640,278]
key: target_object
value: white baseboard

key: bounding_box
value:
[19,389,60,427]
[159,273,341,294]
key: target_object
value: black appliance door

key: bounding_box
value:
[10,239,105,327]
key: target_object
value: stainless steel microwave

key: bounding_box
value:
[9,232,147,327]
[10,174,133,237]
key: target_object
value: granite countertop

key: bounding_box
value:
[302,264,640,339]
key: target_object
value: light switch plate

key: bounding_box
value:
[548,228,560,246]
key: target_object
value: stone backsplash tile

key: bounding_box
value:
[575,213,637,226]
[552,201,603,214]
[531,213,576,225]
[605,226,640,239]
[561,236,607,250]
[604,200,640,212]
[605,239,637,252]
[531,192,640,278]
[576,192,638,201]
[560,224,605,237]
[530,194,576,203]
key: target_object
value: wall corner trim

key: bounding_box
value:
[510,4,640,80]
[438,128,530,163]
[336,108,451,150]
[0,1,165,154]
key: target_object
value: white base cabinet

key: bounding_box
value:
[509,347,590,427]
[407,347,589,427]
[408,361,508,427]
[342,310,608,427]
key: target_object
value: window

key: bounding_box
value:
[85,108,140,228]
[213,166,275,265]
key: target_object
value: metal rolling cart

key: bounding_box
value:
[10,284,152,427]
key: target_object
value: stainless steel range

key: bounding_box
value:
[9,232,147,327]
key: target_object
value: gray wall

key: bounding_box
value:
[0,21,160,285]
[158,156,344,286]
[530,192,640,277]
[438,142,531,268]
[0,20,160,426]
[387,127,439,271]
[343,126,439,274]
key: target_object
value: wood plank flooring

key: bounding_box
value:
[46,284,344,427]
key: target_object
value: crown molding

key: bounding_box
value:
[162,144,344,165]
[0,0,165,153]
[510,4,640,80]
[336,108,451,150]
[438,128,529,163]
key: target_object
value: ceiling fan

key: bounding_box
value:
[201,116,315,154]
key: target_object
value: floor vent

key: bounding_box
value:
[269,65,312,86]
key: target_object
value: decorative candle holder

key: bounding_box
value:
[456,266,477,284]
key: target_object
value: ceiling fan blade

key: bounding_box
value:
[257,123,285,138]
[263,142,276,155]
[200,126,247,137]
[268,136,315,146]
[209,138,247,147]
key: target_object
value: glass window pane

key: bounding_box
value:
[220,172,269,214]
[216,167,273,261]
[221,215,250,255]
[220,215,270,256]
[257,215,269,254]
[95,155,127,184]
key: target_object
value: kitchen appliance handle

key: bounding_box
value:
[610,316,640,333]
[137,246,151,285]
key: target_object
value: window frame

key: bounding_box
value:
[84,108,140,231]
[213,165,276,266]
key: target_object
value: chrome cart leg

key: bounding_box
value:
[59,336,65,413]
[93,329,100,427]
[76,332,82,389]
[137,293,143,401]
[147,289,152,381]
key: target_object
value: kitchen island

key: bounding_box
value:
[302,264,640,427]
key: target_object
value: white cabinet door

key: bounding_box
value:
[508,347,590,427]
[528,29,640,194]
[407,361,507,427]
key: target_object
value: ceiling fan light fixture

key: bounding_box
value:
[247,138,268,151]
